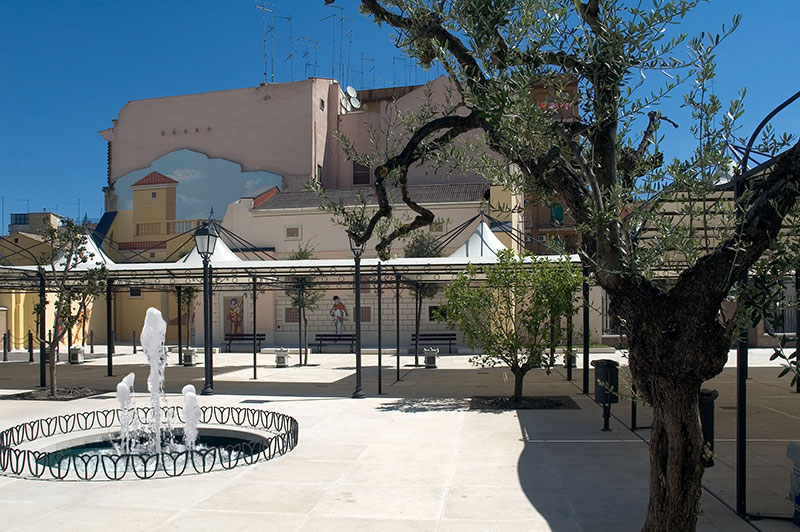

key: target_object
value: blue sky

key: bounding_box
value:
[1,1,798,228]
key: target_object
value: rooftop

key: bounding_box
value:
[131,171,178,187]
[254,182,489,210]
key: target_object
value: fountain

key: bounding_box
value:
[0,307,298,480]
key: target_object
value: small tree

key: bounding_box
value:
[403,230,444,362]
[440,249,580,401]
[176,286,197,346]
[35,220,106,397]
[286,243,324,365]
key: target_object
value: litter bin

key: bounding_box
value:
[788,442,800,525]
[424,347,439,369]
[591,359,619,431]
[591,359,619,404]
[275,347,289,368]
[699,388,719,467]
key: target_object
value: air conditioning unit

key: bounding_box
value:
[537,235,547,243]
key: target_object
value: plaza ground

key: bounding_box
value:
[0,347,797,531]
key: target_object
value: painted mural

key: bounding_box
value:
[113,149,282,220]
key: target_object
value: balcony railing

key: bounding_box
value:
[135,219,202,237]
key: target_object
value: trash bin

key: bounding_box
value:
[68,346,85,364]
[591,359,619,404]
[275,347,289,368]
[181,348,197,367]
[787,442,800,525]
[699,389,719,467]
[424,347,439,369]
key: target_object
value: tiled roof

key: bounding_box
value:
[132,171,178,187]
[254,183,489,210]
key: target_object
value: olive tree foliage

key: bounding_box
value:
[403,230,444,357]
[35,220,107,398]
[285,243,325,365]
[176,286,198,346]
[321,1,800,530]
[440,249,580,401]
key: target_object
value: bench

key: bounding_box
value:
[411,332,457,353]
[315,333,356,353]
[223,333,266,352]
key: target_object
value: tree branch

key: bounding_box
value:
[669,140,800,311]
[361,0,486,84]
[353,111,482,249]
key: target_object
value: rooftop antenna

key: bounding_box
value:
[274,14,294,81]
[298,37,318,78]
[255,1,275,83]
[321,4,344,81]
[345,26,353,87]
[361,53,374,89]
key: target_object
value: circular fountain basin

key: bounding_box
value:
[0,406,299,480]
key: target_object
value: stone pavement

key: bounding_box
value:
[0,347,797,531]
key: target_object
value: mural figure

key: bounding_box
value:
[227,296,244,334]
[329,296,348,334]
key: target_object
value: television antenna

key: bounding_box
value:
[255,1,275,83]
[297,37,318,78]
[274,14,294,81]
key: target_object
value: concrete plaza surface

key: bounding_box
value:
[0,347,797,531]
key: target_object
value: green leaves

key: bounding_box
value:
[439,249,581,391]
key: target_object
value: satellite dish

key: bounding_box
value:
[350,97,361,109]
[346,86,357,98]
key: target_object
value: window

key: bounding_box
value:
[129,287,142,298]
[284,225,302,240]
[319,98,325,111]
[353,162,370,185]
[151,192,157,198]
[317,164,323,180]
[765,281,797,334]
[360,306,372,323]
[429,306,445,321]
[284,307,300,323]
[601,289,621,335]
[550,203,564,226]
[10,213,29,225]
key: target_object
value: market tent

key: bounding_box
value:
[448,221,507,258]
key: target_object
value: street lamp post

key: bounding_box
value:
[349,231,366,399]
[195,221,219,396]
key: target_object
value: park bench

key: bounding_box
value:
[315,333,356,353]
[223,333,266,352]
[411,332,457,353]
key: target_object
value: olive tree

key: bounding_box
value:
[285,243,325,365]
[36,220,106,397]
[440,249,580,400]
[323,1,800,529]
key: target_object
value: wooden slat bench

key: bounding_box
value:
[315,333,356,353]
[223,333,266,352]
[411,332,457,353]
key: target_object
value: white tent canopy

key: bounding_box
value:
[178,237,242,265]
[449,221,507,258]
[54,234,113,270]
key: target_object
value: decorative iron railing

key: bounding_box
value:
[0,406,298,481]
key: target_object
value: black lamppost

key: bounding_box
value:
[349,231,366,399]
[195,221,218,395]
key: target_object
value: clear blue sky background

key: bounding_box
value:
[1,1,798,228]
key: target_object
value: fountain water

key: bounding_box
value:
[181,384,200,449]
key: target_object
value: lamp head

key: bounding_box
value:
[194,222,219,260]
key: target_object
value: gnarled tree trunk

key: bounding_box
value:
[612,279,731,532]
[641,377,704,532]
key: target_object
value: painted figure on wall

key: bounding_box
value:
[226,296,244,334]
[329,296,348,334]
